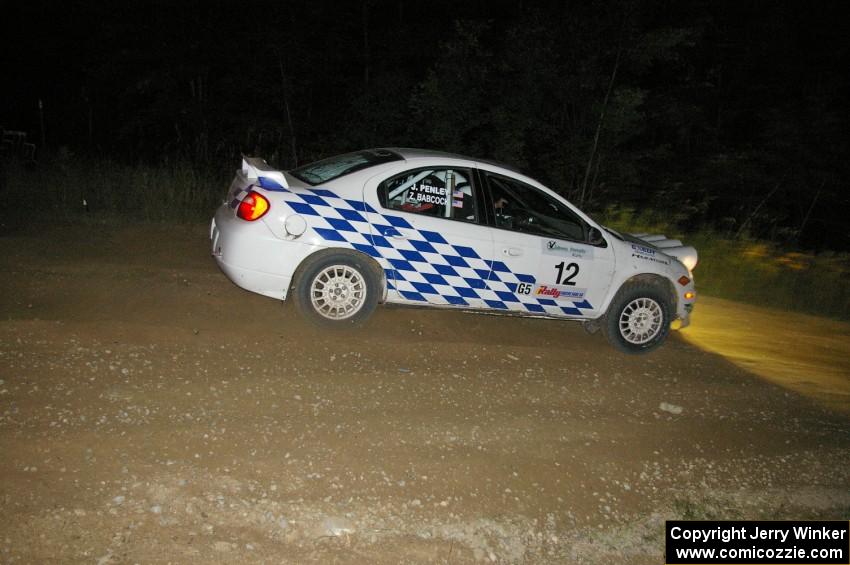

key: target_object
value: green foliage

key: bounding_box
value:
[0,156,225,225]
[628,27,699,74]
[402,7,704,216]
[8,2,847,249]
[690,235,850,320]
[409,21,495,156]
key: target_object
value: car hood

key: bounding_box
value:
[608,228,699,271]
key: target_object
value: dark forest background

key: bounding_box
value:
[2,0,849,251]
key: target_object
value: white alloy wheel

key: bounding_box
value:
[309,265,368,320]
[618,297,663,344]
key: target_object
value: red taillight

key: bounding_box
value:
[237,192,270,221]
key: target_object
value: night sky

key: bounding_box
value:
[2,1,849,250]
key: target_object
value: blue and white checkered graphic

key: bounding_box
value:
[262,182,593,317]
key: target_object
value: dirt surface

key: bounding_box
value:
[1,223,848,564]
[682,295,850,414]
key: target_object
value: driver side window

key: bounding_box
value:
[485,173,586,242]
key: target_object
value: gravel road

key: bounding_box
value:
[1,224,848,564]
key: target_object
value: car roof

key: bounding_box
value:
[382,147,522,174]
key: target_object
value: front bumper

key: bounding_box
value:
[675,284,696,329]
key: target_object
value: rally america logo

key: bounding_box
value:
[535,285,587,301]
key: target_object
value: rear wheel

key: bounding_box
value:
[603,283,671,354]
[293,252,379,328]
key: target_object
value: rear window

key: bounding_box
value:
[289,149,402,185]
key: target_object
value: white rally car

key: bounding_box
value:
[211,148,697,353]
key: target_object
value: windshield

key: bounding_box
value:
[289,149,402,185]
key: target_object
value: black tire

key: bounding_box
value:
[602,282,672,354]
[292,252,380,328]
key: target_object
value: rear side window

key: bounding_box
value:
[378,168,478,223]
[290,149,402,185]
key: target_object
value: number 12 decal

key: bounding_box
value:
[554,262,579,285]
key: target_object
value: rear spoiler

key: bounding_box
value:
[241,157,289,190]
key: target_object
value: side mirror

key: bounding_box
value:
[587,227,605,246]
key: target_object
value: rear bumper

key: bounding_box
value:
[210,205,311,300]
[214,254,293,300]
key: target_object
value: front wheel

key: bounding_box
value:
[293,252,379,328]
[603,283,672,354]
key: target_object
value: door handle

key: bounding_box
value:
[503,247,522,257]
[388,229,412,240]
[377,225,410,239]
